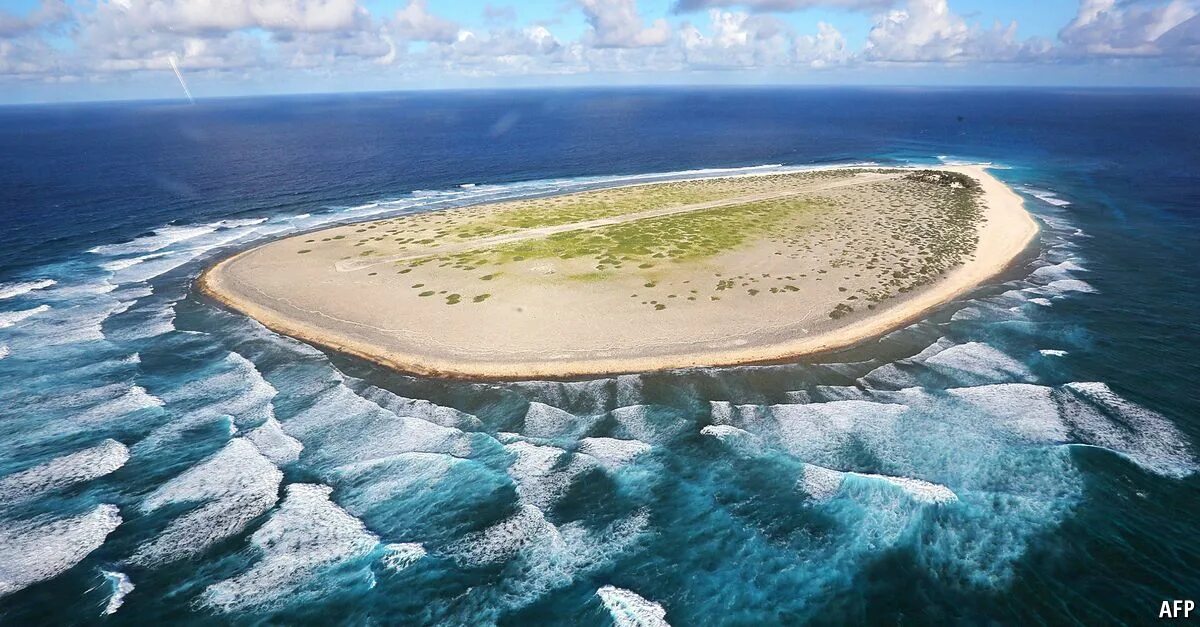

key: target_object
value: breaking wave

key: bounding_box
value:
[0,279,56,300]
[0,505,122,597]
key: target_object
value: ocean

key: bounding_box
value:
[0,87,1198,625]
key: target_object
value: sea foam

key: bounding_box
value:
[505,440,597,510]
[596,585,671,627]
[202,483,378,612]
[0,278,56,300]
[132,439,282,566]
[87,224,217,256]
[0,439,129,505]
[578,437,651,470]
[246,417,303,465]
[0,504,122,596]
[101,570,134,615]
[381,543,426,572]
[1060,382,1197,478]
[523,401,600,439]
[0,304,51,329]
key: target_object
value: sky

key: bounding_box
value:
[0,0,1197,103]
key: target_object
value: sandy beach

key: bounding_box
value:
[198,165,1038,379]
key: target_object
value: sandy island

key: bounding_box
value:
[198,165,1037,379]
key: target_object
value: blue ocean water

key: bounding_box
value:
[1,88,1198,625]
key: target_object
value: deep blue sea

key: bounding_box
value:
[1,88,1198,625]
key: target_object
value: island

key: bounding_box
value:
[198,165,1038,379]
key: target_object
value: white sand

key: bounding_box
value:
[199,165,1037,379]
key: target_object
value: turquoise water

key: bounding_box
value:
[0,89,1198,624]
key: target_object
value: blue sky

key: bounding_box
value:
[0,0,1197,103]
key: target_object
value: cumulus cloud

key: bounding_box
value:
[673,0,892,13]
[1059,0,1198,58]
[794,21,850,67]
[862,0,1030,62]
[391,0,460,43]
[438,25,565,69]
[581,0,672,47]
[104,0,369,35]
[0,0,73,78]
[679,10,794,67]
[1,0,1198,90]
[0,0,70,37]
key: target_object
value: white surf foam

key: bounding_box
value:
[611,405,687,444]
[0,504,122,597]
[513,378,615,417]
[450,504,561,567]
[578,437,651,471]
[202,483,378,612]
[699,424,751,441]
[69,385,164,431]
[849,472,958,504]
[381,543,426,572]
[923,342,1033,383]
[1019,186,1071,207]
[0,439,129,505]
[799,464,845,501]
[596,585,670,627]
[1060,382,1197,478]
[101,570,133,615]
[1041,279,1098,295]
[859,338,957,388]
[523,402,599,439]
[0,304,51,329]
[153,353,277,435]
[0,344,8,359]
[1039,349,1067,357]
[0,279,56,300]
[133,439,282,566]
[88,225,217,256]
[799,463,957,504]
[947,384,1070,443]
[350,383,482,430]
[505,440,596,510]
[284,384,472,467]
[771,400,908,461]
[332,452,464,513]
[106,302,177,341]
[99,256,155,272]
[1030,260,1085,282]
[247,417,303,465]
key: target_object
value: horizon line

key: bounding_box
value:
[3,82,1199,108]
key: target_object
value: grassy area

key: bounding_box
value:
[439,196,827,271]
[335,168,987,316]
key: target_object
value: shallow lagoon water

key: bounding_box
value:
[0,89,1198,625]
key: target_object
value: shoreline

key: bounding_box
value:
[197,165,1039,381]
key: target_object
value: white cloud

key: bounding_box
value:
[0,0,70,37]
[391,0,460,43]
[673,0,892,13]
[581,0,672,48]
[2,0,1199,90]
[1059,0,1198,58]
[863,0,1025,62]
[679,10,794,68]
[794,21,850,67]
[106,0,369,35]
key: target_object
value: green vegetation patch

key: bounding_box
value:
[451,184,731,237]
[448,197,826,270]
